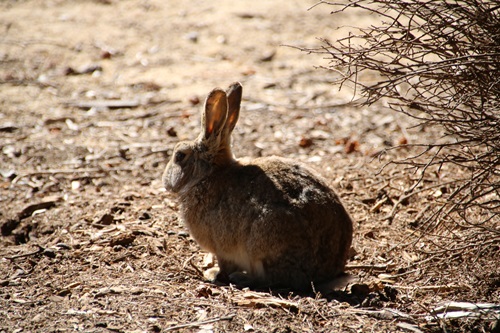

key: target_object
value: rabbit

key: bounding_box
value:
[163,82,353,290]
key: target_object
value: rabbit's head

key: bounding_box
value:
[163,82,242,194]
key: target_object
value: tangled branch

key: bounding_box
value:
[306,0,500,228]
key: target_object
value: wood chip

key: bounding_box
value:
[109,232,136,247]
[234,291,298,310]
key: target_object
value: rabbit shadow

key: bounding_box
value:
[260,284,390,309]
[213,273,373,308]
[216,271,398,309]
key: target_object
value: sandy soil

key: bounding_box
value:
[1,1,498,332]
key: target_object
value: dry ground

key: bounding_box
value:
[1,1,498,332]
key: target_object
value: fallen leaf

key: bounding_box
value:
[196,285,213,298]
[298,136,313,148]
[345,140,360,154]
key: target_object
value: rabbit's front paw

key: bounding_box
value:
[203,267,221,282]
[203,266,254,287]
[203,266,233,285]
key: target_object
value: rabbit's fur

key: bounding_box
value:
[163,82,353,290]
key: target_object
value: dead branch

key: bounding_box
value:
[303,0,500,229]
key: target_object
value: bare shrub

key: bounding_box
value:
[305,0,500,230]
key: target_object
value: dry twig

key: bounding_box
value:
[164,314,236,332]
[303,0,500,228]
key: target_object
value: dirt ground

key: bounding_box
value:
[1,0,499,332]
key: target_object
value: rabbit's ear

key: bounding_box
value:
[225,82,242,134]
[202,88,228,140]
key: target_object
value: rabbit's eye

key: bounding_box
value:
[174,151,187,163]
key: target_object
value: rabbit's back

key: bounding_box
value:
[179,156,353,287]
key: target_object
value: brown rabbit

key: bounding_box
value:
[163,82,353,290]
